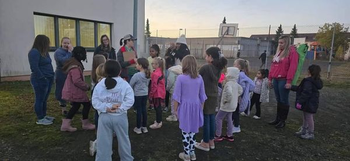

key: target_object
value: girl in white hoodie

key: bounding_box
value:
[165,56,182,121]
[215,67,243,142]
[92,60,134,161]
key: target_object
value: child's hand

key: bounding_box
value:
[296,103,302,110]
[112,104,120,110]
[107,108,117,113]
[285,83,291,89]
[268,80,273,89]
[68,44,73,52]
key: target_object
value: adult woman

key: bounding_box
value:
[169,35,190,65]
[94,35,116,60]
[54,37,73,115]
[28,35,55,125]
[117,34,137,81]
[268,35,299,128]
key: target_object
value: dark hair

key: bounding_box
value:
[32,35,50,57]
[206,47,227,71]
[100,35,112,51]
[104,60,121,89]
[258,69,267,78]
[91,55,107,84]
[72,46,87,61]
[119,38,133,46]
[308,64,321,80]
[98,51,109,60]
[150,44,160,57]
[175,44,190,61]
[165,56,175,69]
[137,58,150,78]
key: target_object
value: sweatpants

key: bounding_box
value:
[182,130,196,155]
[96,113,133,161]
[66,102,91,120]
[216,110,233,137]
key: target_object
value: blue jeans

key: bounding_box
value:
[134,96,148,128]
[273,79,290,106]
[30,76,53,119]
[55,69,67,106]
[203,114,215,143]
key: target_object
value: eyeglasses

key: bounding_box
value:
[102,39,109,41]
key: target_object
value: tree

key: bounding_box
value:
[145,18,151,37]
[290,24,298,44]
[222,17,226,24]
[316,23,349,54]
[335,46,344,60]
[274,24,284,49]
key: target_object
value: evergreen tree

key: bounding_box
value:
[222,17,226,24]
[274,24,284,49]
[145,19,151,37]
[290,24,298,44]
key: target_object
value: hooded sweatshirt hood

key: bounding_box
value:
[168,65,182,75]
[226,67,240,82]
[305,77,323,90]
[176,35,187,45]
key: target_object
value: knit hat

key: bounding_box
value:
[176,35,187,45]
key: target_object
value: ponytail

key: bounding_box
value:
[119,38,124,46]
[144,68,151,79]
[136,58,151,78]
[235,58,250,75]
[206,47,227,71]
[105,76,117,90]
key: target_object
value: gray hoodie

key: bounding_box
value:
[129,72,150,96]
[166,65,182,94]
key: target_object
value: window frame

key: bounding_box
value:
[34,12,112,52]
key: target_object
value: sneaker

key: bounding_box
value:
[36,118,53,125]
[240,112,248,117]
[300,132,315,140]
[194,142,209,152]
[163,107,168,113]
[166,115,178,122]
[232,126,241,133]
[44,116,55,122]
[224,135,234,142]
[141,127,148,133]
[209,140,215,149]
[133,127,142,134]
[149,121,162,129]
[89,140,96,156]
[295,127,307,136]
[190,153,196,161]
[179,152,190,161]
[214,135,224,142]
[253,115,261,120]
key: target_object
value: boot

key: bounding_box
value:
[275,120,285,128]
[268,103,281,125]
[61,119,77,132]
[81,119,96,130]
[275,104,289,129]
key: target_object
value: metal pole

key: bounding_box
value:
[133,0,138,52]
[265,25,271,69]
[327,23,336,79]
[185,28,187,37]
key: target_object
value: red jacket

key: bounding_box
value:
[149,68,166,99]
[268,46,299,84]
[62,66,90,102]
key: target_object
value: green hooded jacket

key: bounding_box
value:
[292,44,309,85]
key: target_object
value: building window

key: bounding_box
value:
[80,21,95,48]
[33,13,112,50]
[34,15,56,47]
[97,23,111,41]
[59,18,76,46]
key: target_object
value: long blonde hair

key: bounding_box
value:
[96,64,106,82]
[182,55,198,78]
[276,35,291,58]
[235,58,250,75]
[91,55,106,83]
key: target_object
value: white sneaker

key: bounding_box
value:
[232,126,241,133]
[253,115,261,120]
[36,118,53,125]
[133,127,142,134]
[89,140,97,156]
[240,112,248,117]
[149,121,162,129]
[166,115,178,121]
[141,127,148,133]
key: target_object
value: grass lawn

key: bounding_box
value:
[1,61,350,160]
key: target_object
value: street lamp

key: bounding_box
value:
[179,28,183,37]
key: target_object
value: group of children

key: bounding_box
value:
[57,37,322,160]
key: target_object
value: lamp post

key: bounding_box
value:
[179,28,183,37]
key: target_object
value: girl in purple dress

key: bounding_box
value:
[173,55,207,161]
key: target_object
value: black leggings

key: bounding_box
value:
[153,98,163,123]
[250,93,261,117]
[67,102,91,120]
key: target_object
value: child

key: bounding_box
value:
[130,58,151,134]
[61,46,95,132]
[292,64,323,140]
[195,47,227,152]
[149,57,166,129]
[215,67,243,142]
[233,58,255,133]
[92,60,134,161]
[165,56,182,122]
[173,55,207,161]
[148,44,160,111]
[250,69,269,120]
[89,55,106,156]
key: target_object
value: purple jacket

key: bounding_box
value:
[238,72,255,113]
[62,66,90,102]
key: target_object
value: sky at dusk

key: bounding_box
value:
[145,0,349,37]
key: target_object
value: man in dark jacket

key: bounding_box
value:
[259,50,267,69]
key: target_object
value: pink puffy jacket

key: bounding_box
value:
[62,66,89,102]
